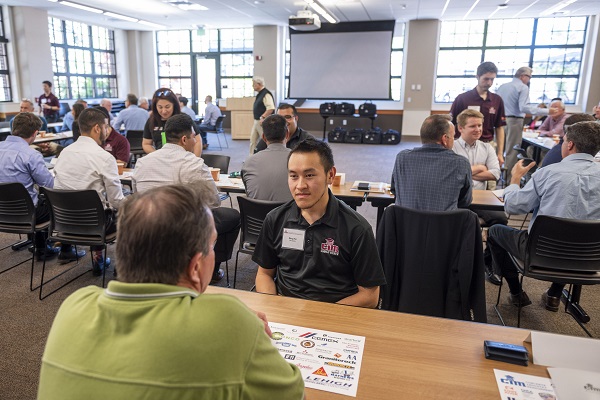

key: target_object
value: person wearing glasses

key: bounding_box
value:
[391,114,472,211]
[9,99,47,133]
[142,88,203,157]
[254,103,314,154]
[497,67,549,182]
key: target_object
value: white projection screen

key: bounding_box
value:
[289,21,395,100]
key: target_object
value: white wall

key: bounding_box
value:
[253,25,281,102]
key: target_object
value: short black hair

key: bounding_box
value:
[262,114,287,143]
[476,62,498,77]
[93,105,110,120]
[288,138,334,173]
[420,114,452,144]
[277,103,298,116]
[78,108,108,135]
[178,96,188,106]
[42,80,52,87]
[565,121,600,156]
[164,113,195,143]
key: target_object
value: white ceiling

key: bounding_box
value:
[4,0,600,31]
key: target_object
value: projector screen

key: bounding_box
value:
[289,21,395,100]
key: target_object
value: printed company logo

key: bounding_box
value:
[279,349,293,354]
[347,355,357,361]
[296,363,313,370]
[320,238,339,256]
[325,361,355,369]
[271,332,284,340]
[298,332,339,344]
[315,348,332,354]
[300,340,315,348]
[343,349,359,354]
[318,355,356,364]
[312,367,328,377]
[500,375,525,387]
[280,342,294,348]
[301,350,314,357]
[330,369,355,381]
[284,354,296,360]
[299,332,317,338]
[584,384,600,392]
[306,376,354,388]
[334,353,342,358]
[346,344,359,349]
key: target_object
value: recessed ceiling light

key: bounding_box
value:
[104,12,139,22]
[59,1,103,13]
[178,4,208,11]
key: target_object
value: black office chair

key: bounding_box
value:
[202,154,232,206]
[39,188,117,300]
[203,115,227,150]
[494,215,600,337]
[233,197,285,288]
[0,183,50,291]
[377,205,487,322]
[126,130,145,167]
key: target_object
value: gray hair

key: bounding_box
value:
[515,67,532,78]
[253,76,265,86]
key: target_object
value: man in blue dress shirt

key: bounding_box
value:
[112,94,149,133]
[488,121,600,310]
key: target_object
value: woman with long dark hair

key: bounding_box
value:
[142,88,203,156]
[71,103,86,141]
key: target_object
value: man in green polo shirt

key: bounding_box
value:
[38,184,305,399]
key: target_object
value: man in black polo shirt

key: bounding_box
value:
[253,138,386,308]
[450,62,506,176]
[254,103,314,153]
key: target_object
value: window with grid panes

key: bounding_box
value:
[48,17,117,99]
[0,8,11,102]
[435,17,587,105]
[156,28,254,101]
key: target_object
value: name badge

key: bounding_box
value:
[468,105,480,112]
[282,228,305,250]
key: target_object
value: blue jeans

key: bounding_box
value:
[487,224,528,294]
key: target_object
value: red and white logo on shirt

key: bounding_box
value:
[321,238,339,256]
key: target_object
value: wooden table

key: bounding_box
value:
[206,286,549,400]
[33,131,73,144]
[367,189,504,228]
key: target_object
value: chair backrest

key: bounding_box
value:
[126,130,144,153]
[525,215,600,284]
[237,196,284,248]
[0,183,36,234]
[40,187,107,246]
[214,115,225,132]
[202,154,230,174]
[377,205,486,322]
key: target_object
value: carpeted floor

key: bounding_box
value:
[1,131,598,399]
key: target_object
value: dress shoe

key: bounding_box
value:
[92,257,111,276]
[57,248,87,264]
[35,245,60,261]
[542,290,560,312]
[509,291,532,307]
[210,268,225,284]
[484,262,502,286]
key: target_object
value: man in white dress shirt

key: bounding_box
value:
[54,107,122,274]
[133,114,240,283]
[453,109,507,285]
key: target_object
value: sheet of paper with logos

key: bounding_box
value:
[269,322,365,397]
[548,367,600,400]
[350,181,387,193]
[494,369,557,399]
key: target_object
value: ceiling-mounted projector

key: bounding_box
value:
[289,10,321,31]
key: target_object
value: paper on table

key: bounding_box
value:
[492,189,505,201]
[351,181,386,193]
[526,331,600,372]
[494,369,557,400]
[548,367,600,400]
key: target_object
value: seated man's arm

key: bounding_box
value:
[337,285,380,308]
[457,161,473,208]
[255,266,277,295]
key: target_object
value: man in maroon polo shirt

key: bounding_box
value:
[37,80,61,123]
[94,106,130,164]
[450,62,507,168]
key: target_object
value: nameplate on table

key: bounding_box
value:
[269,322,365,397]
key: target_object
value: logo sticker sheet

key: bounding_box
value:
[494,369,557,400]
[269,322,366,397]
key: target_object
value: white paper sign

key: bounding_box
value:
[494,369,557,400]
[269,322,366,397]
[549,367,600,400]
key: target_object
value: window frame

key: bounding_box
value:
[0,7,12,102]
[435,17,588,105]
[49,17,118,100]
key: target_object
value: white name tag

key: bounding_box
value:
[282,228,305,250]
[468,105,480,112]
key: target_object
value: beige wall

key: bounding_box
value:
[253,25,282,102]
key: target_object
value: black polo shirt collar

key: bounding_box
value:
[290,189,339,229]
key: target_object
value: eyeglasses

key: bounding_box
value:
[156,90,171,97]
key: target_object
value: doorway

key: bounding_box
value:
[194,55,218,115]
